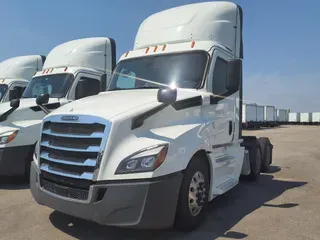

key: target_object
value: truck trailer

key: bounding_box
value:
[300,112,312,125]
[30,1,273,231]
[311,112,320,125]
[242,103,257,128]
[0,55,45,103]
[276,109,287,123]
[0,37,116,178]
[289,112,300,125]
[242,103,274,128]
[263,105,278,127]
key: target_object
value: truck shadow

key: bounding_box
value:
[0,177,29,190]
[49,173,307,240]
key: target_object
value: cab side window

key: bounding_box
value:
[211,57,228,95]
[75,77,100,100]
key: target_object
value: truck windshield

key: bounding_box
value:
[0,84,8,101]
[22,73,74,98]
[107,51,209,90]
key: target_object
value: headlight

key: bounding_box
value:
[0,130,18,144]
[115,144,169,174]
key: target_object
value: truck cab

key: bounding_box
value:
[30,2,273,231]
[0,37,116,178]
[0,55,45,102]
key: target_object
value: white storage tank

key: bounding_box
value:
[277,109,286,122]
[311,112,320,124]
[242,103,257,123]
[256,105,265,122]
[300,112,312,123]
[289,113,300,123]
[264,105,276,122]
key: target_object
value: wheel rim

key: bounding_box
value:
[188,171,207,216]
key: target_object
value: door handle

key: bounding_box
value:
[229,120,232,135]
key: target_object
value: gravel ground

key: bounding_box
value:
[0,125,319,240]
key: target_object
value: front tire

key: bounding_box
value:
[174,156,210,231]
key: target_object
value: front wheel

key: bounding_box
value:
[174,157,210,231]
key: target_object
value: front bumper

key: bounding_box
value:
[0,144,34,176]
[30,162,183,229]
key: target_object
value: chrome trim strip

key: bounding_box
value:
[41,141,100,152]
[40,164,94,180]
[40,152,96,167]
[42,129,104,139]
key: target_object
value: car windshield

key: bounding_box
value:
[0,84,8,101]
[22,73,74,98]
[107,51,209,90]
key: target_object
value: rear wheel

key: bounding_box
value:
[174,156,210,231]
[248,140,262,181]
[258,137,272,172]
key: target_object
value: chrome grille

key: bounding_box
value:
[39,115,111,185]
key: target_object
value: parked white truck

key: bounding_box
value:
[30,1,273,231]
[0,55,45,102]
[0,37,116,178]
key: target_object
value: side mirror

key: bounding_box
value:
[10,99,20,108]
[157,88,177,104]
[9,88,19,101]
[226,59,242,93]
[36,93,49,105]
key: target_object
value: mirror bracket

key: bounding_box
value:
[36,93,51,115]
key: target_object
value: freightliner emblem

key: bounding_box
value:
[61,115,79,121]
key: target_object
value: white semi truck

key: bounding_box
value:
[30,1,273,231]
[0,55,45,103]
[0,37,116,178]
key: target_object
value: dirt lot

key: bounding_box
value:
[0,125,319,240]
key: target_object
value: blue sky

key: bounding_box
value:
[0,0,318,112]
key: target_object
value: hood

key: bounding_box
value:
[0,97,69,126]
[49,89,202,120]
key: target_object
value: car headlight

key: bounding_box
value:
[0,130,18,144]
[115,144,169,174]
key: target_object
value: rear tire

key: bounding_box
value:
[258,137,272,172]
[248,140,262,181]
[174,156,210,231]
